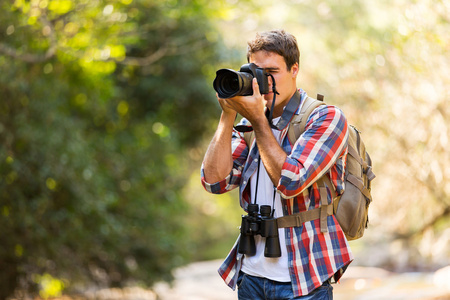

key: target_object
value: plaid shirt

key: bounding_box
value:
[201,90,353,297]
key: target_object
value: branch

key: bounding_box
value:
[394,205,450,240]
[0,42,56,63]
[0,7,57,63]
[0,6,209,68]
[118,45,169,66]
[117,34,209,67]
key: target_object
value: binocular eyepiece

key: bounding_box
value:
[238,204,282,258]
[213,63,270,99]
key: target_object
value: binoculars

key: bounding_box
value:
[238,204,281,258]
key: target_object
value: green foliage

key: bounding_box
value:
[0,0,226,298]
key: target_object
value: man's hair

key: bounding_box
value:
[247,29,300,71]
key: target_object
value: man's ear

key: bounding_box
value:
[291,63,299,77]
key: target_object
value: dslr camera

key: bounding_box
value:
[213,63,270,98]
[238,204,281,258]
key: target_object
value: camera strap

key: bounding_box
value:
[252,150,277,217]
[253,156,262,205]
[267,74,278,130]
[270,90,301,130]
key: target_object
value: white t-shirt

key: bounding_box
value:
[241,119,291,282]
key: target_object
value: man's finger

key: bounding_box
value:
[252,78,261,96]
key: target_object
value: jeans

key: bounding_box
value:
[237,271,333,300]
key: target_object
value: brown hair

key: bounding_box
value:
[247,29,300,71]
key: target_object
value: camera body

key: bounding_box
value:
[213,63,270,99]
[238,204,282,258]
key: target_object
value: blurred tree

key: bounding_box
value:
[0,0,230,298]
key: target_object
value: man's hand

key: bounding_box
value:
[217,78,266,125]
[217,93,237,116]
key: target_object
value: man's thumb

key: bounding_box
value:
[252,78,260,96]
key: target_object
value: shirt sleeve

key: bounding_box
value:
[201,123,250,194]
[277,105,348,199]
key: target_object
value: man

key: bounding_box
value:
[201,30,352,299]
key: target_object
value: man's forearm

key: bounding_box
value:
[202,111,236,183]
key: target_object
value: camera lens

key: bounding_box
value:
[213,69,253,98]
[218,73,239,96]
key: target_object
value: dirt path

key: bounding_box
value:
[153,260,450,300]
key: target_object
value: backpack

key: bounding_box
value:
[244,94,376,240]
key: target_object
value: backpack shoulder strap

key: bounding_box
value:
[243,131,255,148]
[287,95,326,144]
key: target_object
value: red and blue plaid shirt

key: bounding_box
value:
[201,90,353,297]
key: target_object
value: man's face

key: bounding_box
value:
[249,51,299,117]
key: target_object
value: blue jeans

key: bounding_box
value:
[237,271,333,300]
